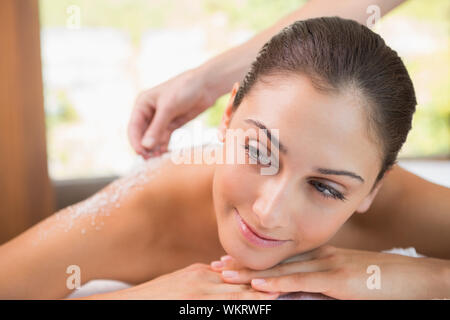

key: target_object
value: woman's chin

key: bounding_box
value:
[240,258,278,271]
[218,230,281,270]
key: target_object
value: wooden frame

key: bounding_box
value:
[0,0,54,244]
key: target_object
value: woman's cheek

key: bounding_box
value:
[220,164,255,204]
[294,203,355,248]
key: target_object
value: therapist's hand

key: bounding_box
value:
[210,245,450,299]
[128,68,215,159]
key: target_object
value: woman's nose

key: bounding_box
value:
[252,178,291,229]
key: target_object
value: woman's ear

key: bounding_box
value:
[218,82,239,143]
[355,169,391,214]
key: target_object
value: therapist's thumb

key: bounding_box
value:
[141,108,171,150]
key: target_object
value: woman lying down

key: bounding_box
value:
[1,17,449,300]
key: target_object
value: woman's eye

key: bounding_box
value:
[243,144,272,166]
[309,180,346,201]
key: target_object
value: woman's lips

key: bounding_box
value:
[234,208,289,248]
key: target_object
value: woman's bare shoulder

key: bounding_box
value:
[130,144,218,204]
[332,165,450,257]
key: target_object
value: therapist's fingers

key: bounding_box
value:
[141,107,172,153]
[141,114,187,158]
[128,99,155,157]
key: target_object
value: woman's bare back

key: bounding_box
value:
[1,146,448,298]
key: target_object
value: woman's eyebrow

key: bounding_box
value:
[315,167,365,183]
[243,118,363,183]
[244,118,287,154]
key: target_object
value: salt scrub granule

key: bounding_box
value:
[33,153,171,245]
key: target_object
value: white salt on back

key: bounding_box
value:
[33,152,172,245]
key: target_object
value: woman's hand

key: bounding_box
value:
[128,68,216,159]
[84,263,280,300]
[210,245,450,299]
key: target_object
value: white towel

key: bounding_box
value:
[66,247,425,299]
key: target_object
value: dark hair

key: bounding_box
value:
[232,17,416,187]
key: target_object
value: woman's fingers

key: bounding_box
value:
[208,290,280,300]
[210,255,244,271]
[216,283,252,293]
[210,283,267,295]
[202,268,281,299]
[219,257,332,284]
[250,270,334,294]
[211,245,336,272]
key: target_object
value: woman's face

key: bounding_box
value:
[212,74,385,270]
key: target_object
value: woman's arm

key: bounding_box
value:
[0,156,176,299]
[200,0,406,102]
[212,245,450,299]
[71,263,280,300]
